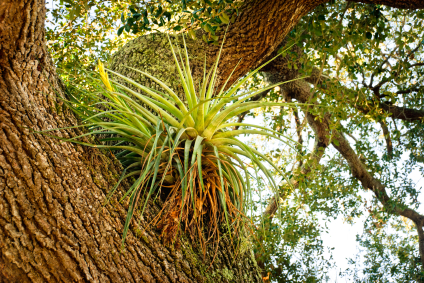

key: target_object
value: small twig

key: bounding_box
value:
[408,62,424,69]
[379,120,393,160]
[396,86,422,95]
[293,108,303,169]
[346,132,358,143]
[370,47,398,88]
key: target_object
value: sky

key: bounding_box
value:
[324,167,424,282]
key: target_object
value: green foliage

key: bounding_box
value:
[343,216,423,282]
[117,0,240,43]
[46,0,138,86]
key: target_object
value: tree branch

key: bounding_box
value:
[379,102,424,121]
[293,107,304,169]
[331,128,424,268]
[379,120,393,160]
[300,67,424,223]
[349,0,424,9]
[408,62,424,68]
[396,85,422,94]
[306,67,424,122]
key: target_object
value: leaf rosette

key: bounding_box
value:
[56,36,302,254]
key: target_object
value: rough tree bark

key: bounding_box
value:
[1,0,424,282]
[0,1,261,282]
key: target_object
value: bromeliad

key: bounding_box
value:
[57,36,303,254]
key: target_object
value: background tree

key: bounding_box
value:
[1,0,424,282]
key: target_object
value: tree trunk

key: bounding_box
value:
[0,1,261,282]
[111,0,328,89]
[1,0,424,281]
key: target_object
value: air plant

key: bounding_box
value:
[58,36,302,254]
